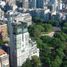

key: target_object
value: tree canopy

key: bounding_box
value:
[27,21,67,67]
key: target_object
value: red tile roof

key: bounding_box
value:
[0,49,6,56]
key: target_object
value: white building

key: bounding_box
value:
[0,8,4,19]
[4,0,16,6]
[0,49,10,67]
[16,0,29,9]
[44,9,51,21]
[14,12,32,26]
[7,11,39,67]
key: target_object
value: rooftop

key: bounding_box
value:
[0,49,7,56]
[60,9,67,14]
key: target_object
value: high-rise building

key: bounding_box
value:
[56,0,63,10]
[29,0,37,8]
[16,0,23,7]
[48,0,63,12]
[23,0,29,9]
[16,0,29,9]
[36,0,43,8]
[62,0,67,9]
[0,49,10,67]
[7,11,39,67]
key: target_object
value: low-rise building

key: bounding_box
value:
[0,8,4,19]
[0,49,10,67]
[0,20,8,42]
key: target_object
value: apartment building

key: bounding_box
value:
[6,11,39,67]
[0,20,8,42]
[4,0,16,6]
[16,0,29,9]
[0,49,10,67]
[62,0,67,10]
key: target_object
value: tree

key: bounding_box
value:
[40,36,65,67]
[22,59,32,67]
[48,17,60,26]
[61,43,67,67]
[28,21,66,67]
[48,20,54,25]
[22,56,41,67]
[40,36,52,44]
[32,56,41,67]
[61,61,67,67]
[28,24,44,38]
[0,39,4,45]
[28,25,35,37]
[43,24,53,32]
[40,44,51,67]
[62,22,67,33]
[36,38,44,48]
[51,56,62,67]
[54,32,67,42]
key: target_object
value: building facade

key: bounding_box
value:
[7,11,39,67]
[0,49,10,67]
[16,0,29,9]
[0,21,8,42]
[29,0,37,8]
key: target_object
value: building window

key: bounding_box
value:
[2,64,9,67]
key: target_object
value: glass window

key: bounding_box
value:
[17,24,22,34]
[13,24,23,34]
[2,64,9,67]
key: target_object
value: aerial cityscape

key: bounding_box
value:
[0,0,67,67]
